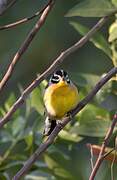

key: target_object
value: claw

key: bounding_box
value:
[66,111,73,119]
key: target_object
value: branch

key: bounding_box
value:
[0,1,52,30]
[13,68,117,180]
[88,144,94,170]
[0,15,115,127]
[111,139,117,180]
[0,0,54,92]
[89,113,117,180]
[87,144,117,163]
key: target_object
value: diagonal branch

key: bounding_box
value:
[89,113,117,180]
[13,67,117,180]
[0,14,116,128]
[87,144,117,163]
[0,0,54,92]
[0,1,52,30]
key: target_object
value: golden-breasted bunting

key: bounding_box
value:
[43,69,79,136]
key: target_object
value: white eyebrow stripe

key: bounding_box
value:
[53,74,60,77]
[50,75,60,83]
[51,79,59,82]
[51,76,59,80]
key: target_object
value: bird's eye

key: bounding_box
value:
[50,75,60,84]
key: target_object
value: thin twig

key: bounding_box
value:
[89,113,117,180]
[0,1,52,30]
[13,69,117,180]
[0,0,54,92]
[103,149,115,159]
[111,137,117,180]
[87,144,117,163]
[88,144,94,170]
[111,150,116,180]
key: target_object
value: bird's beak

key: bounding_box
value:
[58,77,67,86]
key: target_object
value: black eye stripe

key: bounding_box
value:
[54,70,68,78]
[52,75,59,80]
[50,79,59,83]
[49,74,59,84]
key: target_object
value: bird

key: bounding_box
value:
[43,69,79,136]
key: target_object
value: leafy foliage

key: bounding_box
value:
[0,0,117,179]
[66,0,117,17]
[0,76,117,179]
[70,21,112,58]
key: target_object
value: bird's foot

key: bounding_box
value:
[66,110,73,119]
[56,120,63,130]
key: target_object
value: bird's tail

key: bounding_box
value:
[43,116,56,136]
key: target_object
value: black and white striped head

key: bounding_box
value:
[49,69,71,85]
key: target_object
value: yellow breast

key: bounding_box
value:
[44,81,79,119]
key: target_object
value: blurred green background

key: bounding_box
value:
[0,0,117,179]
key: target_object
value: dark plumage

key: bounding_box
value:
[49,69,70,84]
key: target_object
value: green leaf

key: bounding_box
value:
[44,154,74,179]
[31,87,44,115]
[71,104,111,137]
[59,130,83,142]
[0,108,6,116]
[0,141,11,156]
[34,132,43,146]
[47,146,71,161]
[66,0,117,17]
[71,119,111,137]
[4,93,16,112]
[1,162,23,178]
[112,0,117,7]
[0,161,24,171]
[25,170,53,180]
[12,117,25,136]
[0,173,8,180]
[0,130,13,143]
[24,131,33,150]
[96,79,112,104]
[77,104,109,123]
[110,42,117,66]
[54,167,74,179]
[70,21,112,58]
[44,154,58,169]
[109,21,117,42]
